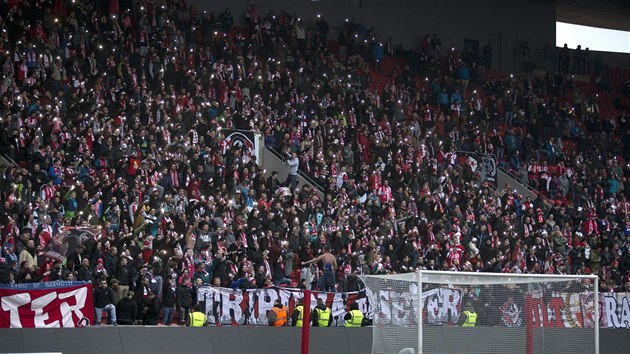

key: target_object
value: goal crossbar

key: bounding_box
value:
[361,270,598,285]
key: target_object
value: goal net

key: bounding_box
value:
[359,271,598,354]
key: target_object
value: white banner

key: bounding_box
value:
[366,286,461,326]
[197,286,367,326]
[197,285,630,328]
[601,293,630,328]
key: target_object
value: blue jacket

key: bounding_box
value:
[48,166,62,185]
[438,92,449,106]
[372,43,384,61]
[208,107,218,120]
[451,92,463,104]
[65,198,78,212]
[265,135,277,148]
[430,81,441,96]
[608,178,619,194]
[77,166,91,182]
[505,134,517,150]
[458,66,470,80]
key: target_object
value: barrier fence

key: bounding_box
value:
[0,327,627,354]
[1,282,629,329]
[197,285,630,329]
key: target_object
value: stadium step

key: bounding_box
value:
[261,147,325,198]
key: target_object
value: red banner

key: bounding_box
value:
[0,282,94,328]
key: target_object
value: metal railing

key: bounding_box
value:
[498,165,555,209]
[265,146,326,194]
[0,152,19,168]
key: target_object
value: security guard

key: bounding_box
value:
[189,305,207,327]
[268,299,288,326]
[344,302,365,327]
[292,298,304,327]
[458,302,477,327]
[311,298,332,327]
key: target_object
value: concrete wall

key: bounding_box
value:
[0,327,372,354]
[596,50,630,71]
[0,327,626,354]
[195,0,556,72]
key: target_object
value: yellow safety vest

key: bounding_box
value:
[345,309,364,327]
[462,310,477,327]
[295,305,304,327]
[190,311,207,327]
[316,307,331,327]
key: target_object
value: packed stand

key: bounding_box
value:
[0,0,628,327]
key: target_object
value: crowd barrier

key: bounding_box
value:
[0,327,628,354]
[197,285,630,329]
[4,283,630,329]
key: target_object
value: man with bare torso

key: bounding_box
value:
[302,247,337,291]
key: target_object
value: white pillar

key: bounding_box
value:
[417,270,423,354]
[594,275,599,354]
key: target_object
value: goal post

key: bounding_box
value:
[360,271,599,354]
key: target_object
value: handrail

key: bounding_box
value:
[499,165,531,189]
[497,165,555,209]
[451,149,555,208]
[0,152,19,167]
[222,128,262,134]
[265,146,326,194]
[218,127,326,193]
[498,165,542,195]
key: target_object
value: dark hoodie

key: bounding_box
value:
[116,295,138,325]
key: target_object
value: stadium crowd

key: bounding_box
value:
[0,0,629,326]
